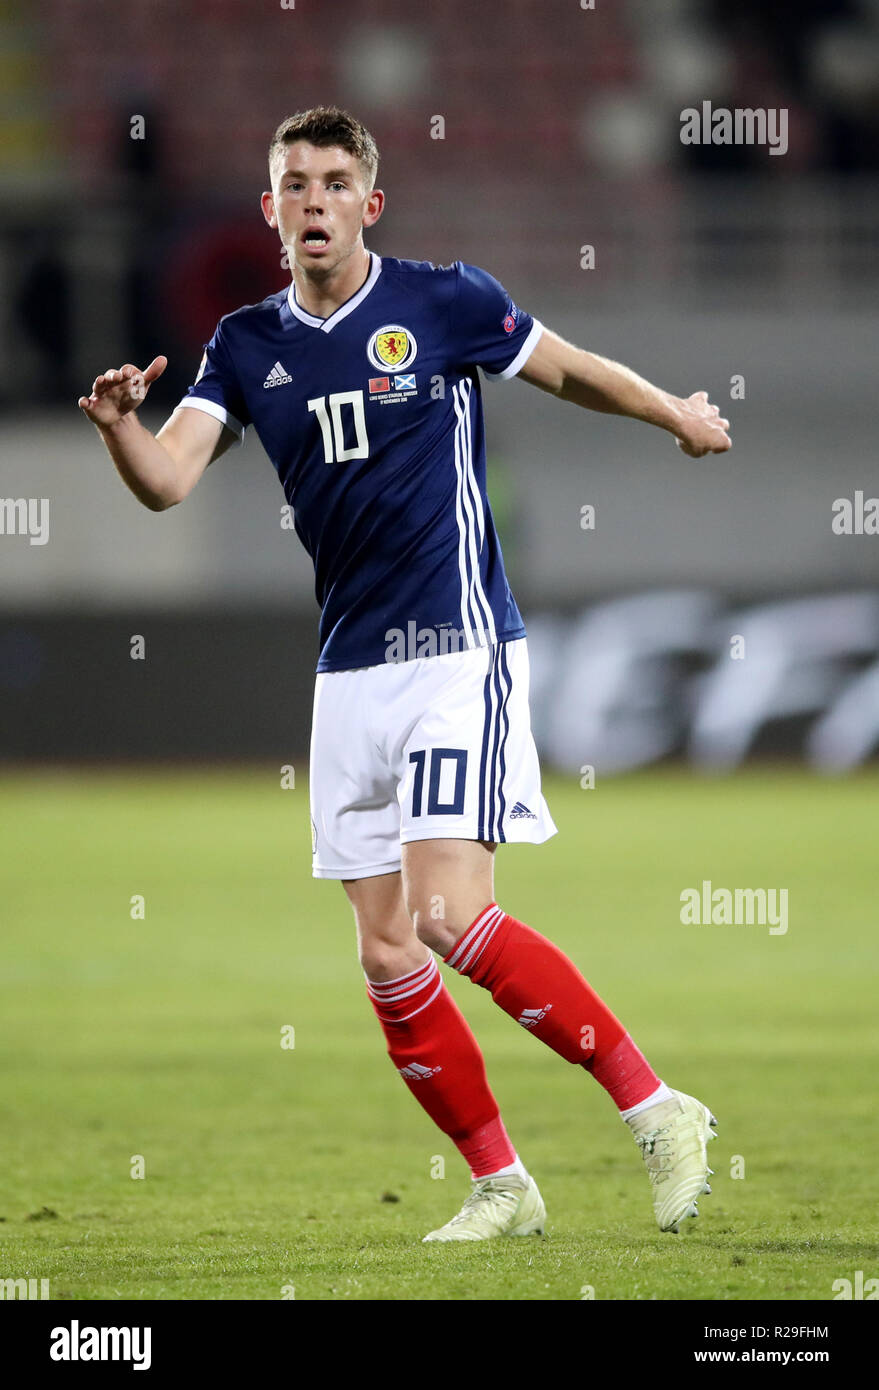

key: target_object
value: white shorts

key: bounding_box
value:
[309,637,557,879]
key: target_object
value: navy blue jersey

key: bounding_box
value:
[178,254,543,671]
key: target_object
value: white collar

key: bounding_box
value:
[286,252,382,332]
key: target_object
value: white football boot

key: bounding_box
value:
[627,1089,718,1232]
[422,1172,546,1243]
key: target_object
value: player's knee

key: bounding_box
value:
[358,938,408,979]
[411,909,458,956]
[356,917,425,980]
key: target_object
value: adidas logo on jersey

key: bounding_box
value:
[263,361,292,389]
[398,1062,443,1081]
[509,801,538,820]
[518,1005,552,1029]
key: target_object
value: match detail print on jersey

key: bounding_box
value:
[177,254,544,673]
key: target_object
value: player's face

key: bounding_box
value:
[263,142,382,278]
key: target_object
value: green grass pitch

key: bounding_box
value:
[1,766,877,1301]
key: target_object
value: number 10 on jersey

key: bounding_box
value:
[307,390,370,463]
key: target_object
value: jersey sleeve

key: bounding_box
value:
[448,262,543,381]
[176,320,251,440]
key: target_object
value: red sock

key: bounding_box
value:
[444,905,661,1111]
[366,956,517,1178]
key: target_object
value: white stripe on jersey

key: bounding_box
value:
[453,381,484,638]
[452,382,476,647]
[461,381,496,643]
[452,379,497,647]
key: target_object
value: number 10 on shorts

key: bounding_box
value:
[408,748,468,817]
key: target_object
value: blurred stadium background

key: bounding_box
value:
[1,0,878,770]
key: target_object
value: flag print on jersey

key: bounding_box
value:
[178,255,544,672]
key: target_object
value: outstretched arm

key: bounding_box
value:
[78,357,237,510]
[518,327,731,458]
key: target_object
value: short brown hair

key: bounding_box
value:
[268,106,379,190]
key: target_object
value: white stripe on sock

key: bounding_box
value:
[445,903,500,968]
[457,909,504,973]
[476,1155,527,1183]
[620,1081,674,1121]
[366,958,436,997]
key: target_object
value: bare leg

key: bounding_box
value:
[401,838,497,956]
[342,869,428,981]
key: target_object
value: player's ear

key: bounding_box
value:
[261,189,278,228]
[363,187,384,229]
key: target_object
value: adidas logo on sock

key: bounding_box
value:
[517,1004,552,1029]
[398,1062,443,1081]
[263,360,293,389]
[509,801,537,820]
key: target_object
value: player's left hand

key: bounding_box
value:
[673,391,731,458]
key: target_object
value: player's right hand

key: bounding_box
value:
[673,390,731,458]
[78,356,168,427]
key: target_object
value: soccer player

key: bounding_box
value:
[79,106,730,1243]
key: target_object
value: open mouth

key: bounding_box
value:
[302,228,330,249]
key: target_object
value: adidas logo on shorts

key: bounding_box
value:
[509,801,538,820]
[263,360,293,389]
[518,1005,553,1029]
[398,1062,443,1081]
